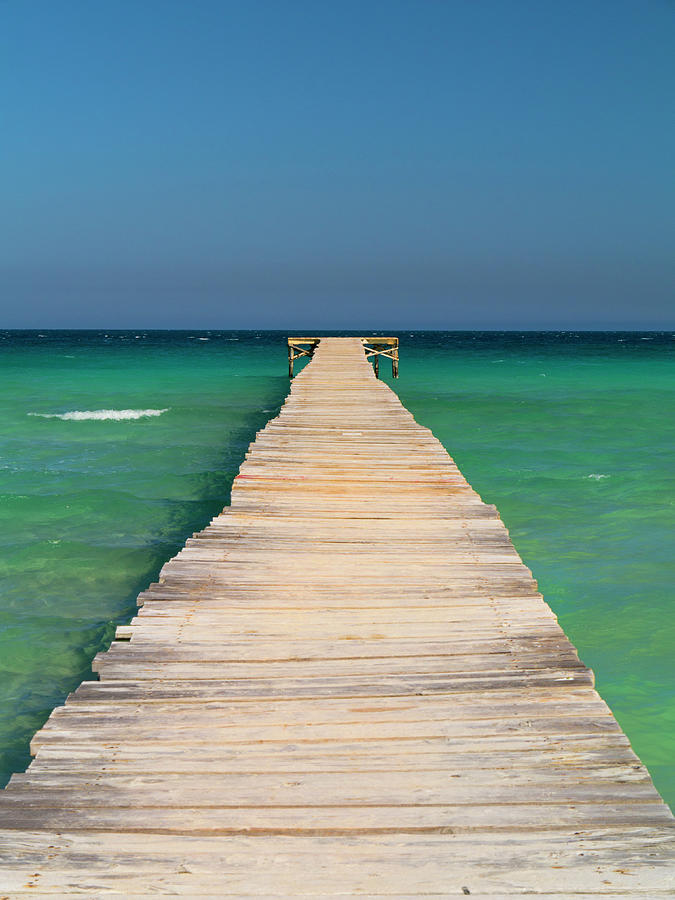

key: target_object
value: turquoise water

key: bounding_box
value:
[0,330,673,809]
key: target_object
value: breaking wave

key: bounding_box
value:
[29,408,169,421]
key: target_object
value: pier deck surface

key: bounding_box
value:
[0,337,672,896]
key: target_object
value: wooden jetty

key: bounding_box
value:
[0,336,672,896]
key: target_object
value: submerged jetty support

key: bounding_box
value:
[0,337,672,896]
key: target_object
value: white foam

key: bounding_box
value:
[29,409,169,421]
[587,473,609,480]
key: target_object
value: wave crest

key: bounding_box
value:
[29,409,169,421]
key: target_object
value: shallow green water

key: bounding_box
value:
[0,330,673,809]
[0,330,289,784]
[383,332,674,806]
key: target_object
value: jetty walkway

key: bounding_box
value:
[0,337,672,896]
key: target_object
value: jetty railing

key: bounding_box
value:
[288,336,399,377]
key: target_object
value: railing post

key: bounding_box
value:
[374,354,379,378]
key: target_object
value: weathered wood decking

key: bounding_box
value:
[0,337,672,896]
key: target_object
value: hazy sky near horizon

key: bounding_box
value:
[1,0,674,329]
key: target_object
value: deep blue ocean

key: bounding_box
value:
[0,330,672,808]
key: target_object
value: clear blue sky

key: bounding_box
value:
[1,0,673,328]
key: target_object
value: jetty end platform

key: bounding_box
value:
[0,337,672,896]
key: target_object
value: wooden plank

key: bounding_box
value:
[0,833,673,896]
[1,802,672,834]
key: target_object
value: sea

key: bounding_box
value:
[0,330,673,809]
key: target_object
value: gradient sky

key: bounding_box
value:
[1,0,673,328]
